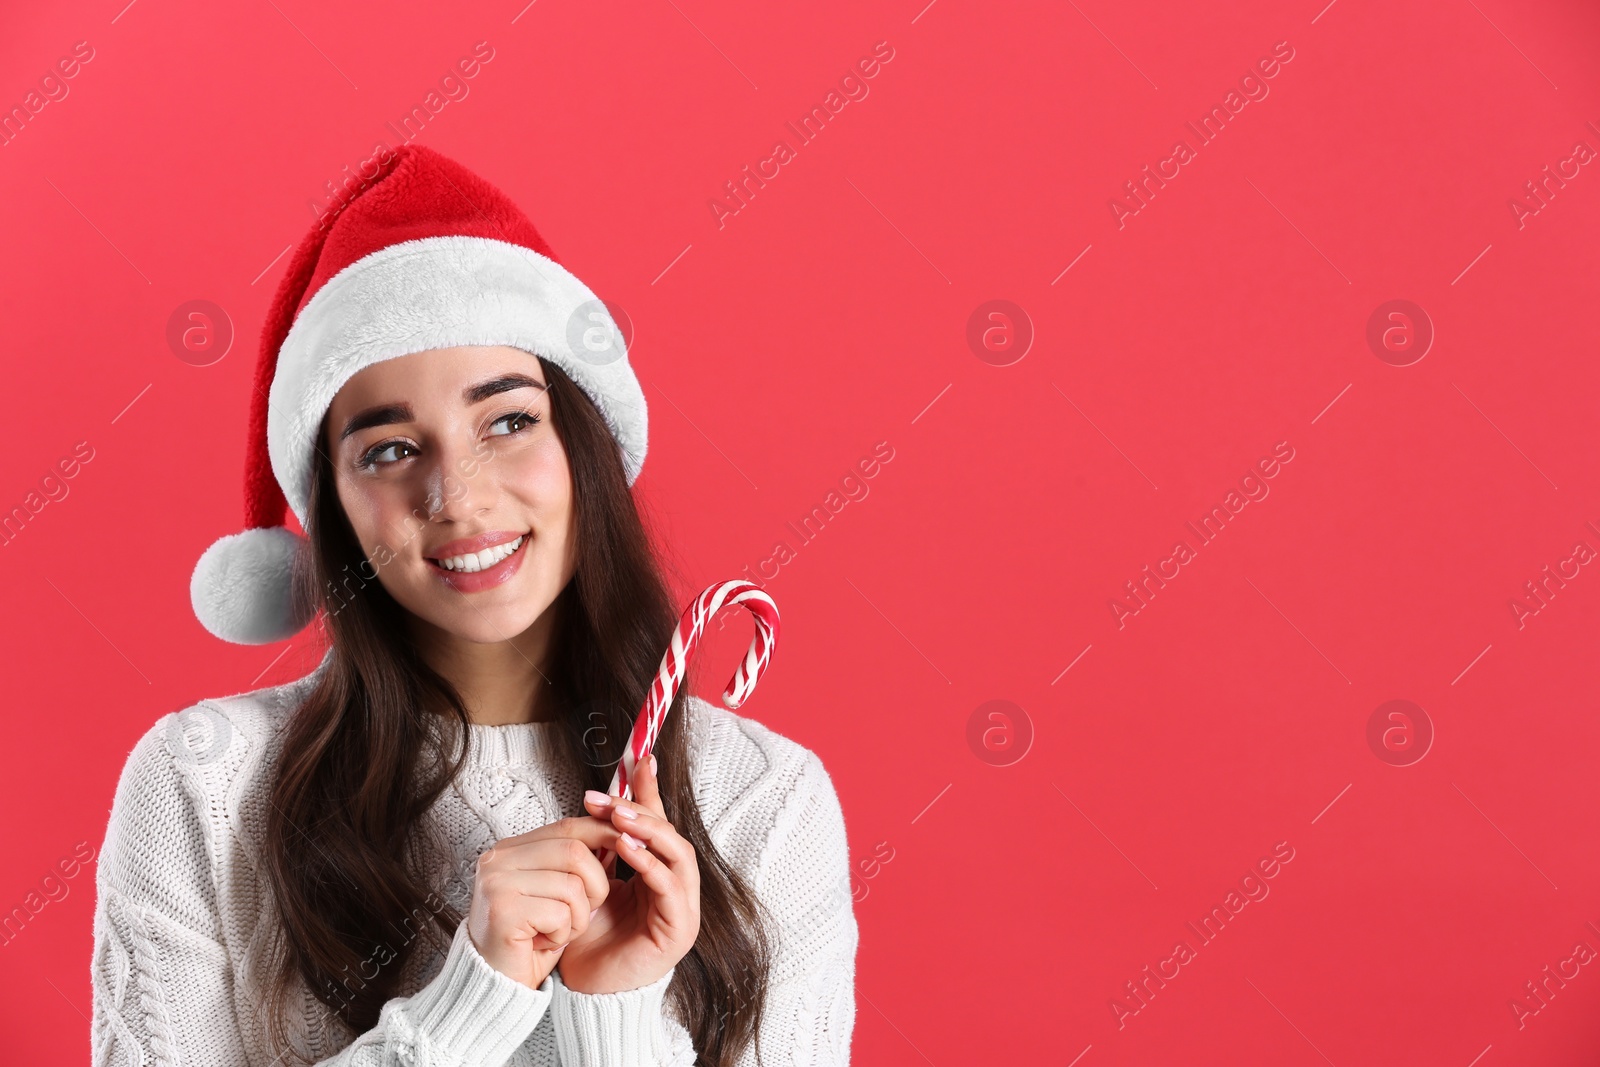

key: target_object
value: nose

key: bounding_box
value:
[421,436,493,523]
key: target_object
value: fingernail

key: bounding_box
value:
[584,789,611,807]
[614,804,638,821]
[590,908,599,920]
[649,753,658,775]
[621,831,644,851]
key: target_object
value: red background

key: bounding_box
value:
[3,0,1600,1063]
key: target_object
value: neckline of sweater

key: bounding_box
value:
[296,647,573,770]
[458,717,564,768]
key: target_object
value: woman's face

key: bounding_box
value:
[323,345,577,645]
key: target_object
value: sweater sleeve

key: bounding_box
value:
[91,709,552,1067]
[546,963,696,1066]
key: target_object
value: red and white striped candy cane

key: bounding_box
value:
[593,579,779,874]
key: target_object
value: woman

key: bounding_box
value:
[90,145,858,1066]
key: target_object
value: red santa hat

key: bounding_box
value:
[190,144,647,645]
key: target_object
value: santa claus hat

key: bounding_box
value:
[190,144,647,645]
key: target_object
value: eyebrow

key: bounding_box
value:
[339,373,548,441]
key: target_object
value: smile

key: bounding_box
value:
[430,534,526,572]
[426,533,530,593]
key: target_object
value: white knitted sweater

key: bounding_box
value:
[90,657,858,1066]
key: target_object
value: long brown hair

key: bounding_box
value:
[262,355,773,1065]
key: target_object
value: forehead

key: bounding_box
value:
[331,345,546,407]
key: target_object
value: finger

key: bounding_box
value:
[543,868,601,946]
[608,802,696,887]
[480,834,618,910]
[593,843,620,881]
[482,828,619,874]
[478,867,597,945]
[488,818,624,878]
[583,789,622,820]
[614,830,695,933]
[615,813,699,904]
[632,750,665,818]
[493,892,574,950]
[576,797,627,873]
[494,815,621,852]
[584,753,663,823]
[530,904,574,949]
[517,868,600,942]
[548,809,631,872]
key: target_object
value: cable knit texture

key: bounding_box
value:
[90,655,858,1066]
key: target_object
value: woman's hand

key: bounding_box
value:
[558,753,702,994]
[467,816,621,990]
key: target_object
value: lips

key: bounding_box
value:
[427,532,531,593]
[425,531,526,561]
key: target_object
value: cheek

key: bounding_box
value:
[335,475,412,551]
[501,438,573,515]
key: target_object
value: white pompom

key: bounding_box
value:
[189,526,315,645]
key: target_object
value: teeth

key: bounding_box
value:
[436,535,524,572]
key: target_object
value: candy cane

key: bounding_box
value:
[592,579,780,875]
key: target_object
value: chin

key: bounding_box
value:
[387,553,560,642]
[453,617,542,644]
[428,600,549,643]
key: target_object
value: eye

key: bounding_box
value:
[488,410,542,437]
[356,440,418,470]
[354,410,541,471]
